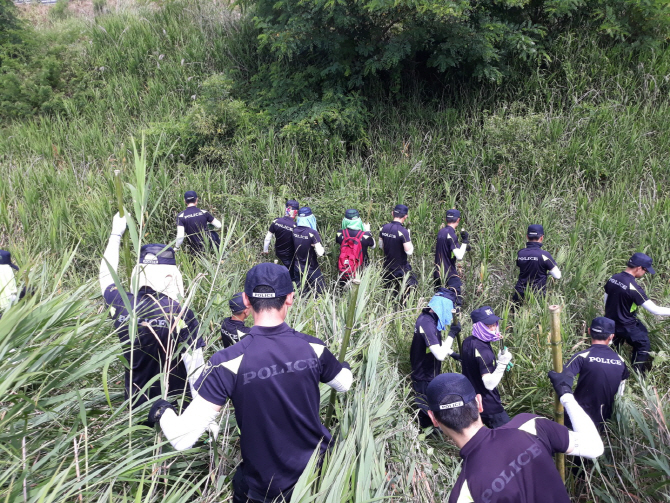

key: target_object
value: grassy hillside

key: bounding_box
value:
[1,1,670,501]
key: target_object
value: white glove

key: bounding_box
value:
[363,223,371,232]
[111,212,127,237]
[497,349,513,366]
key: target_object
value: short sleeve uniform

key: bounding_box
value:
[292,226,323,272]
[336,229,375,264]
[449,413,570,503]
[514,242,558,295]
[194,323,344,501]
[220,317,251,348]
[103,284,203,406]
[410,309,442,382]
[434,226,458,280]
[379,221,412,273]
[604,271,649,331]
[177,206,215,252]
[564,344,629,430]
[268,216,296,263]
[461,335,504,415]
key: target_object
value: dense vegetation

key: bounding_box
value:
[1,0,670,501]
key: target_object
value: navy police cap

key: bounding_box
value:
[184,190,198,202]
[527,224,544,237]
[140,244,176,266]
[427,373,477,412]
[0,250,19,270]
[471,306,501,325]
[244,262,294,299]
[628,252,655,274]
[591,317,615,335]
[446,209,461,220]
[286,200,299,210]
[229,292,247,313]
[393,204,408,216]
[298,207,313,217]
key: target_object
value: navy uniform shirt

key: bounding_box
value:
[103,284,203,406]
[410,309,442,382]
[177,206,215,252]
[336,229,375,264]
[220,317,251,348]
[434,226,458,280]
[449,414,570,503]
[194,323,344,501]
[269,216,296,262]
[461,336,504,415]
[604,271,649,330]
[292,226,323,271]
[564,344,629,431]
[514,242,558,295]
[379,221,412,272]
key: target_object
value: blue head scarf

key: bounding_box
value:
[428,293,454,331]
[297,207,317,230]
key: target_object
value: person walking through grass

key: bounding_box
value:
[460,306,513,428]
[433,208,469,298]
[221,292,251,348]
[379,204,417,299]
[292,206,326,296]
[512,224,561,303]
[263,199,299,281]
[604,252,670,374]
[336,208,375,286]
[426,371,604,503]
[175,190,222,254]
[149,263,353,503]
[0,250,20,317]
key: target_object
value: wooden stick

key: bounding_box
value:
[113,170,132,278]
[549,304,565,483]
[324,279,361,427]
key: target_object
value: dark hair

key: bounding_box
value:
[434,396,479,434]
[446,216,459,224]
[527,235,541,242]
[232,310,246,317]
[248,285,287,313]
[590,330,612,342]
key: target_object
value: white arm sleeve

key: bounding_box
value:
[263,231,274,253]
[314,242,325,257]
[325,368,353,392]
[181,347,206,399]
[211,218,222,230]
[159,396,220,451]
[403,241,414,256]
[175,226,185,249]
[549,266,562,279]
[378,238,384,250]
[618,380,626,396]
[481,362,506,391]
[641,300,670,316]
[453,243,467,260]
[99,234,121,295]
[429,336,454,361]
[604,293,608,306]
[562,394,604,458]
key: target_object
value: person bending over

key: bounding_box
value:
[220,292,251,348]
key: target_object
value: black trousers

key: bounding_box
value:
[613,321,651,374]
[383,267,418,301]
[277,255,298,283]
[232,469,294,503]
[296,266,326,296]
[411,380,433,429]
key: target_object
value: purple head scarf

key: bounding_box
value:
[472,321,502,343]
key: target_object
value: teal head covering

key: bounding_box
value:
[297,207,317,230]
[342,209,365,231]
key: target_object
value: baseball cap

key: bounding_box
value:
[139,244,176,266]
[229,292,246,313]
[591,317,615,335]
[470,306,501,325]
[0,250,19,270]
[345,209,360,219]
[446,209,461,220]
[427,373,477,412]
[393,204,408,216]
[286,200,299,210]
[184,190,198,202]
[527,224,544,237]
[628,252,655,274]
[244,262,294,298]
[298,207,313,217]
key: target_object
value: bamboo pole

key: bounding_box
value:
[324,279,361,427]
[113,170,132,278]
[549,304,565,483]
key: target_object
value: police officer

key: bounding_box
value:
[263,199,299,281]
[292,207,326,295]
[460,306,513,428]
[604,252,670,374]
[563,317,629,433]
[221,292,251,348]
[175,190,222,254]
[100,213,204,417]
[426,372,604,503]
[433,209,469,300]
[512,224,561,303]
[148,263,353,503]
[0,250,20,314]
[410,288,460,428]
[379,204,417,298]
